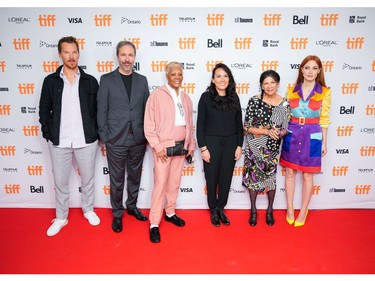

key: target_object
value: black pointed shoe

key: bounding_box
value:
[127,207,147,221]
[266,211,275,226]
[217,209,230,226]
[210,211,221,227]
[150,227,160,243]
[112,217,123,232]
[249,210,257,226]
[165,214,185,227]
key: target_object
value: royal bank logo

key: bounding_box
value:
[234,17,253,23]
[8,17,30,24]
[39,41,58,48]
[342,63,362,70]
[180,62,195,70]
[150,41,169,47]
[96,41,112,47]
[121,17,141,24]
[316,40,338,47]
[21,106,37,114]
[179,17,195,23]
[231,62,253,70]
[263,39,279,47]
[349,15,367,23]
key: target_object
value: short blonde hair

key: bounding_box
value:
[166,61,183,74]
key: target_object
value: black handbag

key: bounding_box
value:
[166,140,188,156]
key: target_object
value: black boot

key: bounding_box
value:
[249,210,257,226]
[210,209,220,227]
[217,209,230,226]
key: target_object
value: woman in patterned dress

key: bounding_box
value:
[280,55,332,227]
[242,70,289,226]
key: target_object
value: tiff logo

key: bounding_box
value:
[261,60,279,72]
[96,61,114,72]
[13,38,30,50]
[346,37,364,49]
[0,145,16,156]
[23,125,39,136]
[234,37,252,49]
[0,105,11,115]
[94,15,112,26]
[290,38,308,49]
[355,185,371,195]
[360,146,375,156]
[312,185,321,195]
[180,83,196,94]
[43,61,59,73]
[206,60,223,72]
[27,165,43,175]
[124,38,141,49]
[0,61,5,72]
[178,38,196,49]
[207,14,224,26]
[38,14,56,26]
[101,145,106,156]
[151,61,168,72]
[372,61,375,72]
[332,166,349,176]
[264,14,282,26]
[181,166,195,176]
[365,104,375,115]
[320,14,339,26]
[150,14,168,26]
[233,166,243,176]
[18,83,35,94]
[341,83,359,94]
[103,185,110,195]
[236,83,250,94]
[77,38,85,50]
[322,61,334,72]
[336,126,354,136]
[4,184,20,194]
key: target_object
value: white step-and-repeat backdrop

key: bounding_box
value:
[0,7,374,210]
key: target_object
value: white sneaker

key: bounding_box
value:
[84,211,100,226]
[47,219,68,237]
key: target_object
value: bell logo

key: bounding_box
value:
[38,14,56,26]
[290,38,308,49]
[312,185,321,195]
[360,146,375,156]
[23,125,39,136]
[0,145,16,156]
[320,14,339,26]
[94,14,112,26]
[18,83,35,94]
[365,104,375,115]
[96,61,114,72]
[233,166,243,176]
[4,184,20,194]
[0,104,11,115]
[207,14,224,26]
[341,83,359,94]
[182,166,195,176]
[27,165,43,175]
[180,83,196,94]
[150,14,168,26]
[124,38,141,49]
[178,38,196,49]
[13,38,30,50]
[336,126,354,137]
[76,38,85,50]
[234,37,252,49]
[103,185,110,195]
[263,14,282,26]
[42,61,59,73]
[332,166,349,176]
[354,185,371,195]
[206,60,223,72]
[151,61,168,72]
[236,83,250,94]
[0,61,5,72]
[322,61,334,72]
[346,37,364,49]
[101,145,106,156]
[261,60,279,72]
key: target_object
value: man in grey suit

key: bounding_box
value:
[97,41,150,233]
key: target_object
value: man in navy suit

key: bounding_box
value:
[97,41,150,233]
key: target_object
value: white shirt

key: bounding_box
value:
[58,67,89,148]
[166,83,186,126]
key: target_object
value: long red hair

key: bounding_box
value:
[296,55,327,87]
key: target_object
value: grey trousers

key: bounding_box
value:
[48,141,98,219]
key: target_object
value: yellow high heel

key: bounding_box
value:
[294,210,308,227]
[286,206,295,225]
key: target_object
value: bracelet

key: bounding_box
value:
[201,148,208,153]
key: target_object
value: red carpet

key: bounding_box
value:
[0,208,374,274]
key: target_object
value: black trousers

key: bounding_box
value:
[203,134,237,211]
[106,138,146,218]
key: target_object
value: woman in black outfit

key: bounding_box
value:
[196,63,244,227]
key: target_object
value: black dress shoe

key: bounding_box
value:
[165,214,185,227]
[249,210,257,226]
[150,227,160,243]
[217,209,230,225]
[112,217,123,232]
[127,207,147,221]
[210,211,220,227]
[266,211,275,226]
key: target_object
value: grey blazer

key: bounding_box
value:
[97,68,150,145]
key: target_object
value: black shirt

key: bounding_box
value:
[121,72,132,101]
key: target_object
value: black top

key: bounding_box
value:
[121,72,132,101]
[196,91,244,148]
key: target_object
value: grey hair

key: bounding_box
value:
[166,61,183,74]
[116,40,136,56]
